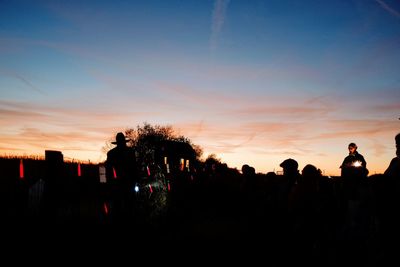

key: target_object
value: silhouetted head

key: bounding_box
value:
[301,164,322,182]
[266,171,277,178]
[348,142,357,154]
[395,133,400,157]
[249,166,256,175]
[112,132,129,146]
[280,158,298,175]
[302,164,319,176]
[241,164,250,175]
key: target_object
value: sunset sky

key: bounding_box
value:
[1,0,399,176]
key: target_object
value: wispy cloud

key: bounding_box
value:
[0,69,45,94]
[314,119,399,140]
[0,99,156,161]
[368,103,400,112]
[14,73,45,94]
[230,105,334,119]
[376,0,400,18]
[210,0,230,50]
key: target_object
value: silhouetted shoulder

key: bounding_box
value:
[384,157,400,178]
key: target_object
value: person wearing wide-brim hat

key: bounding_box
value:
[111,132,130,145]
[106,132,138,223]
[107,132,135,179]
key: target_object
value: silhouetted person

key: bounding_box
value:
[340,142,368,177]
[279,158,301,209]
[280,158,301,187]
[106,132,138,224]
[339,143,368,206]
[273,158,301,262]
[240,164,257,195]
[337,144,374,265]
[289,164,323,263]
[381,133,400,263]
[240,164,258,223]
[384,133,400,179]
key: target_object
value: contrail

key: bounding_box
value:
[0,68,45,94]
[376,0,400,18]
[14,73,45,95]
[210,0,230,50]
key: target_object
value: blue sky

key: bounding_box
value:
[1,0,399,175]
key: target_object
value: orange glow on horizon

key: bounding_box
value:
[0,143,394,177]
[0,117,397,177]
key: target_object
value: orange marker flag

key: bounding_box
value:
[19,159,24,179]
[113,167,117,179]
[103,202,109,215]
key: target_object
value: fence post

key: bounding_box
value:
[43,150,64,221]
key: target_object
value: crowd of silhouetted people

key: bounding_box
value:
[160,132,399,265]
[2,132,399,264]
[163,133,398,265]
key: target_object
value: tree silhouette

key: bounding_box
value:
[125,122,202,161]
[105,122,202,224]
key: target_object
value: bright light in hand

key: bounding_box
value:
[352,161,362,167]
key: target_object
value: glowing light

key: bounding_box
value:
[134,184,139,192]
[167,181,171,191]
[180,158,184,171]
[166,164,170,174]
[352,161,362,167]
[149,184,153,193]
[164,157,167,165]
[147,166,151,176]
[113,167,117,179]
[19,159,24,179]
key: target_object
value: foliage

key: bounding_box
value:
[0,154,44,160]
[205,153,222,165]
[121,122,202,222]
[124,122,202,160]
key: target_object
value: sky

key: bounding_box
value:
[0,0,399,176]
